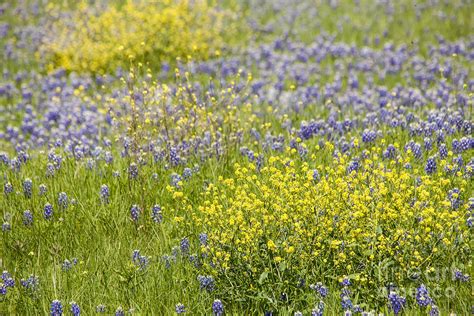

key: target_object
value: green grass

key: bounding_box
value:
[2,144,472,314]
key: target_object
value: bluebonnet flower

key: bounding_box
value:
[312,169,320,181]
[383,144,397,159]
[197,275,215,292]
[212,299,224,316]
[247,150,255,161]
[21,275,39,292]
[58,192,68,209]
[180,237,190,254]
[310,282,328,298]
[361,129,377,143]
[3,276,14,288]
[10,158,21,172]
[115,306,125,316]
[415,284,432,307]
[104,151,113,164]
[100,184,109,204]
[467,199,474,227]
[23,210,33,226]
[347,160,360,174]
[0,152,9,165]
[388,291,406,315]
[250,128,261,141]
[353,305,362,313]
[341,294,353,311]
[96,304,106,313]
[199,233,208,246]
[131,250,150,270]
[412,143,422,159]
[113,171,120,177]
[130,204,140,222]
[466,159,474,178]
[44,203,53,220]
[453,155,464,168]
[453,269,470,282]
[162,255,175,269]
[434,130,445,144]
[424,137,433,151]
[256,154,264,171]
[175,303,186,314]
[39,184,47,195]
[448,188,461,209]
[132,249,140,262]
[2,222,10,232]
[74,147,85,160]
[438,143,448,158]
[311,301,325,316]
[297,278,306,288]
[53,154,63,169]
[151,205,163,223]
[46,163,55,177]
[169,147,181,166]
[339,278,353,311]
[425,156,437,174]
[128,163,139,179]
[429,304,440,316]
[298,144,308,158]
[70,302,80,316]
[62,259,73,272]
[452,139,461,153]
[0,284,6,296]
[86,158,95,170]
[50,299,63,316]
[319,285,328,298]
[239,147,249,156]
[340,277,351,287]
[171,173,182,188]
[183,167,192,180]
[4,182,13,195]
[341,141,350,154]
[459,137,470,152]
[23,178,32,198]
[294,312,303,316]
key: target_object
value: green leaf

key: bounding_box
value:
[279,261,287,272]
[258,271,268,284]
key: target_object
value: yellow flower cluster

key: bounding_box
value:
[104,67,253,155]
[179,146,470,289]
[41,1,232,73]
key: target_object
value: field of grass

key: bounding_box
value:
[0,0,473,315]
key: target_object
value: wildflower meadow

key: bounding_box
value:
[0,0,473,315]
